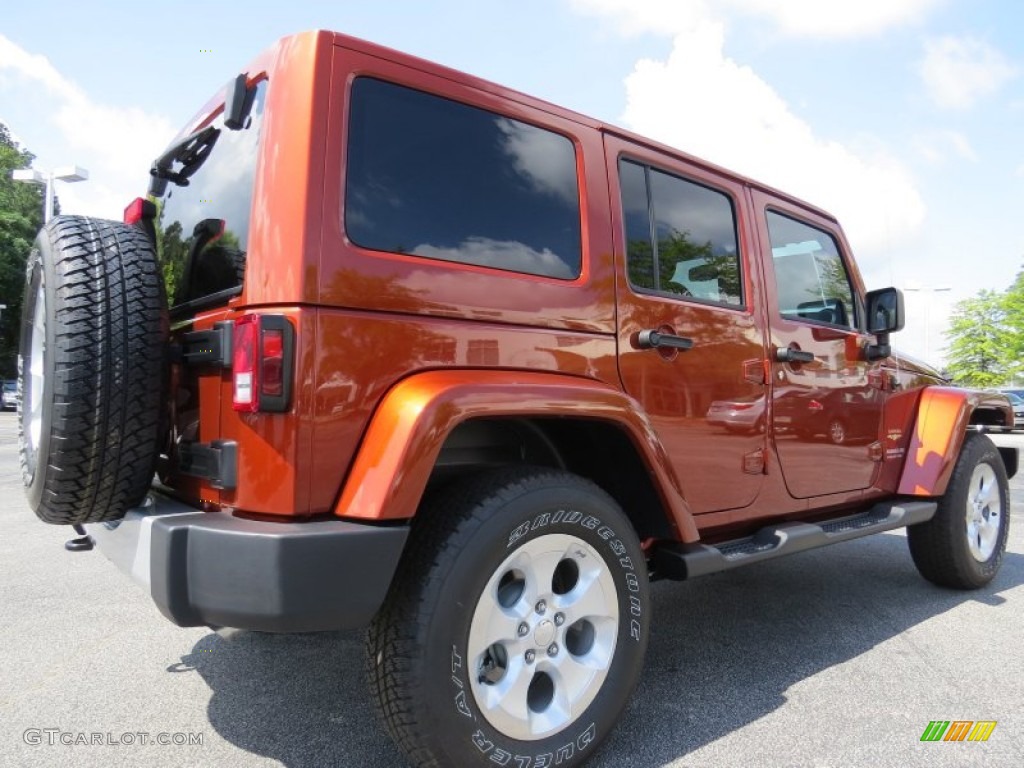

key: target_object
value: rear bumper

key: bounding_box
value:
[85,493,408,633]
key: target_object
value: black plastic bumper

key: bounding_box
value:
[87,496,408,633]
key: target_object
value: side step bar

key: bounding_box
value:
[651,500,937,580]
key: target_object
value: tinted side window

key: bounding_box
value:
[155,80,267,311]
[345,78,581,280]
[619,159,742,306]
[767,211,856,329]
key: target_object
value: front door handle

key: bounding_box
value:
[775,346,815,363]
[637,329,694,351]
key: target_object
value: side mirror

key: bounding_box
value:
[866,287,904,334]
[864,287,904,361]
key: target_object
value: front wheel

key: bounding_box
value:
[907,432,1010,589]
[366,468,650,767]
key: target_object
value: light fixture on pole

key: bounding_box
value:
[903,285,951,362]
[12,165,89,223]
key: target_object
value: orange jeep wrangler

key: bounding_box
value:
[19,30,1015,768]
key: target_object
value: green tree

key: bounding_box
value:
[998,266,1024,380]
[0,123,46,379]
[944,290,1008,386]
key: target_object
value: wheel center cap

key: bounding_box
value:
[534,619,555,647]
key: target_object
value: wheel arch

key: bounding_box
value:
[898,386,1015,496]
[331,370,696,542]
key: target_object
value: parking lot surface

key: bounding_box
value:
[1,411,1021,767]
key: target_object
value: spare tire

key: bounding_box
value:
[19,216,168,525]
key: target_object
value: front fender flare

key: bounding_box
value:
[897,387,1012,496]
[332,370,698,541]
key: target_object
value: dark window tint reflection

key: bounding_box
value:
[619,159,742,306]
[346,78,581,279]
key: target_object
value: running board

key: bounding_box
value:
[651,500,937,580]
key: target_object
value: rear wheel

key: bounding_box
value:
[907,433,1009,589]
[19,216,167,525]
[366,468,649,767]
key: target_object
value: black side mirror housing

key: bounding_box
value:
[866,287,905,334]
[864,287,904,361]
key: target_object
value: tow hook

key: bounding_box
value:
[65,524,94,552]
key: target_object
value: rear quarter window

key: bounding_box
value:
[345,77,582,280]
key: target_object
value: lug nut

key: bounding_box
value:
[554,612,565,626]
[518,622,529,637]
[535,600,546,615]
[547,643,559,657]
[525,650,536,664]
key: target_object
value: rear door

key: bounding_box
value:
[606,136,768,514]
[751,191,885,498]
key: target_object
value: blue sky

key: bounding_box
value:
[2,0,1021,366]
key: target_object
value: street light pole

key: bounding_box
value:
[903,285,952,362]
[11,165,89,223]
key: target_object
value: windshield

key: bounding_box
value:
[151,79,267,315]
[3,381,16,392]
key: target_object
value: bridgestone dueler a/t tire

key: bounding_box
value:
[18,216,167,525]
[366,467,650,768]
[907,432,1010,589]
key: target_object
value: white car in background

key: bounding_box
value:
[2,381,18,411]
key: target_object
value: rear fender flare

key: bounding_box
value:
[331,370,698,541]
[898,387,1012,496]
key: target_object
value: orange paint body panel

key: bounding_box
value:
[333,369,698,542]
[898,387,1011,496]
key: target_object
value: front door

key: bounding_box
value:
[607,137,767,514]
[752,192,885,498]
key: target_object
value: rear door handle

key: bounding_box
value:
[775,346,815,363]
[637,330,694,351]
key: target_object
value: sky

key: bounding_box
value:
[1,0,1021,366]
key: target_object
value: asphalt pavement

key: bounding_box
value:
[0,411,1021,767]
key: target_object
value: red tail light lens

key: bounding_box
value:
[261,328,284,397]
[232,314,294,413]
[123,197,156,224]
[807,399,824,412]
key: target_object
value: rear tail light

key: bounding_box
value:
[232,314,294,412]
[123,197,157,224]
[807,399,824,412]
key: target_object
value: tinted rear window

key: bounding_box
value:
[154,80,267,311]
[345,77,582,280]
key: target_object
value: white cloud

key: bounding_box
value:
[914,130,978,164]
[581,6,926,260]
[414,237,575,278]
[918,36,1017,110]
[0,34,174,217]
[571,0,940,38]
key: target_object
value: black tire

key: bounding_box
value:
[907,432,1010,589]
[367,467,650,768]
[18,216,167,525]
